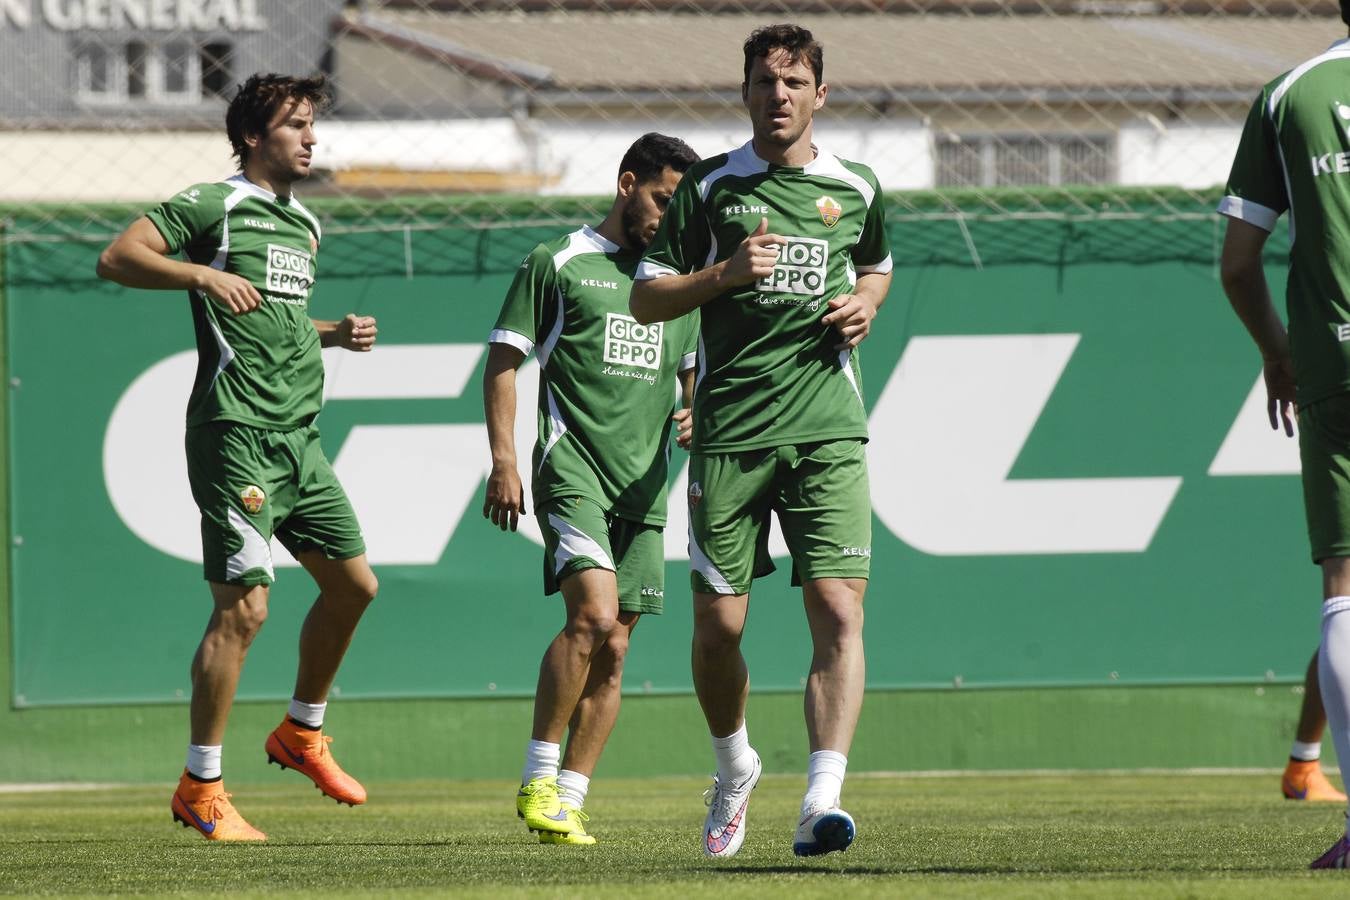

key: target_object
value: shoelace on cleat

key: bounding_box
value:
[703,775,736,819]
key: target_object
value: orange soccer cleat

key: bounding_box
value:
[170,771,267,841]
[1282,759,1348,802]
[265,719,367,806]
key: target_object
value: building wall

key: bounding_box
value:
[0,0,344,121]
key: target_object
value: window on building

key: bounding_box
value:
[200,42,234,99]
[126,40,147,99]
[73,38,232,106]
[74,42,119,102]
[936,135,1114,187]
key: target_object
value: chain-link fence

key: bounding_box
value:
[0,0,1339,264]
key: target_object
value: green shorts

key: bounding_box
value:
[539,496,665,615]
[688,438,871,595]
[1299,393,1350,563]
[185,421,366,586]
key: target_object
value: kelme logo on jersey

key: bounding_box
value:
[265,244,314,298]
[816,196,842,228]
[603,312,664,371]
[239,485,265,515]
[757,237,829,296]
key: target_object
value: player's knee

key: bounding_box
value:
[693,617,741,656]
[810,594,864,641]
[350,569,379,605]
[570,608,619,647]
[222,597,268,645]
[601,629,630,668]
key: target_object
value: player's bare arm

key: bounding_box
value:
[673,366,695,450]
[1219,216,1296,436]
[821,271,893,350]
[315,315,378,351]
[630,217,785,324]
[96,216,262,314]
[482,342,527,532]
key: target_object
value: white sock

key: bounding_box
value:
[288,698,326,729]
[1291,740,1322,762]
[523,740,560,785]
[1318,596,1350,833]
[186,744,222,781]
[802,749,848,814]
[556,769,590,809]
[711,723,754,782]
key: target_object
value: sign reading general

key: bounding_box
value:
[0,0,267,31]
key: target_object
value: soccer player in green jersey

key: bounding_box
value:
[96,74,379,842]
[483,133,701,845]
[1218,3,1350,867]
[630,24,892,858]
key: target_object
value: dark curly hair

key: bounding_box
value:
[225,73,330,170]
[742,23,823,88]
[617,132,700,185]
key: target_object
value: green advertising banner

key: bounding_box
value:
[4,203,1322,706]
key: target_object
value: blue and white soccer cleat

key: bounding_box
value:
[793,804,856,857]
[1311,833,1350,869]
[702,752,762,858]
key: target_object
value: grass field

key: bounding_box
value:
[2,772,1349,897]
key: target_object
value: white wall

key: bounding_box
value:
[1116,121,1242,190]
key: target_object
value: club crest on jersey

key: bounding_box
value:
[688,481,703,508]
[816,195,842,228]
[239,485,266,515]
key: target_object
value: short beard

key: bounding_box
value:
[620,198,649,252]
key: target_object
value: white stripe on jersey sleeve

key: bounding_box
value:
[488,328,534,356]
[856,253,894,275]
[679,351,697,371]
[635,260,679,281]
[1217,196,1279,233]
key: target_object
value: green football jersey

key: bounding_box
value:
[490,225,699,525]
[1221,38,1350,407]
[636,142,892,453]
[145,175,325,430]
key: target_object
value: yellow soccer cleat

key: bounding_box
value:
[265,719,367,806]
[516,776,580,835]
[538,806,597,845]
[170,770,267,842]
[1282,759,1348,802]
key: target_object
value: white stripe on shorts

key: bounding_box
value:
[548,512,615,576]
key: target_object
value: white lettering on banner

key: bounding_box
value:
[10,0,266,30]
[0,0,32,27]
[1208,372,1301,475]
[868,334,1183,555]
[108,339,1302,566]
[102,344,538,567]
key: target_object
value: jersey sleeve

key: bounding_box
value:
[1217,90,1288,232]
[144,183,223,255]
[489,243,556,356]
[636,175,710,280]
[852,178,893,275]
[678,308,700,372]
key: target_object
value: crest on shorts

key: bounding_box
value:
[688,481,703,508]
[816,195,842,228]
[239,485,266,515]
